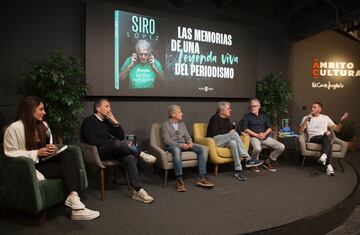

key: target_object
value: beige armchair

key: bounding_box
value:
[193,123,250,176]
[149,123,208,188]
[79,143,130,200]
[298,131,348,171]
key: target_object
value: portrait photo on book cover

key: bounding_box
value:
[115,10,166,91]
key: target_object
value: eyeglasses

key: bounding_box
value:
[250,105,259,107]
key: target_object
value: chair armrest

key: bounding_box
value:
[240,133,250,150]
[149,144,169,169]
[66,145,88,190]
[333,137,348,157]
[330,129,347,158]
[298,133,308,155]
[79,143,105,169]
[2,157,44,213]
[195,137,219,159]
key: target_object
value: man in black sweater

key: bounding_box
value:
[81,98,155,203]
[207,101,263,181]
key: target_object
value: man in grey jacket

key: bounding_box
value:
[160,105,214,192]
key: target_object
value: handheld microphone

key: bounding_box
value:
[232,122,236,129]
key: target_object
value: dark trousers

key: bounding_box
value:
[98,139,142,190]
[36,149,80,194]
[310,134,332,165]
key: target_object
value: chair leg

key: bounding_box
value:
[338,158,344,172]
[163,170,168,188]
[105,168,109,184]
[38,209,46,226]
[113,166,117,184]
[123,166,131,191]
[300,156,306,168]
[100,168,105,201]
[214,165,219,176]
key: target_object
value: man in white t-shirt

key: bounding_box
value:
[299,102,349,176]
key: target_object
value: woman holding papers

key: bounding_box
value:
[3,96,99,220]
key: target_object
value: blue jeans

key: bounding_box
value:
[213,131,250,171]
[165,144,207,177]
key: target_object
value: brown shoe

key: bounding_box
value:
[250,166,260,173]
[176,179,186,192]
[263,159,277,172]
[196,177,214,188]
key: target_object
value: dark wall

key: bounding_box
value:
[291,31,360,147]
[0,0,85,126]
[0,0,291,146]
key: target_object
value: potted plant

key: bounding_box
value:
[23,49,88,143]
[336,121,359,151]
[256,72,293,132]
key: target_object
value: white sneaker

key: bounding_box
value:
[318,153,327,165]
[65,192,85,210]
[326,164,335,176]
[132,188,154,204]
[71,208,100,220]
[139,151,156,164]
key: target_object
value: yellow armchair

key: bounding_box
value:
[193,123,250,176]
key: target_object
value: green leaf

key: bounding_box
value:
[22,49,87,143]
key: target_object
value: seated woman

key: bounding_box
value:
[3,96,100,220]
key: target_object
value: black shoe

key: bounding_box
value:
[245,158,264,168]
[234,171,247,181]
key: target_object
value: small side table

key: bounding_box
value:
[277,134,299,163]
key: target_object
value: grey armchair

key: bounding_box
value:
[149,123,208,188]
[79,143,130,200]
[298,130,348,171]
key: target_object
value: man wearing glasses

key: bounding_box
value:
[241,98,285,172]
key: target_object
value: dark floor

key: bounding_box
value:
[327,203,360,235]
[327,150,360,235]
[0,150,359,235]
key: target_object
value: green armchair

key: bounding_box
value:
[0,145,87,222]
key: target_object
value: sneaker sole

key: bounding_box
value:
[71,212,100,221]
[141,158,156,164]
[196,182,214,188]
[132,196,154,203]
[263,164,277,172]
[236,177,247,181]
[176,188,187,192]
[234,174,247,181]
[65,200,86,210]
[250,168,260,173]
[245,162,263,168]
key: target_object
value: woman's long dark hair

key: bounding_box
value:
[17,96,48,150]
